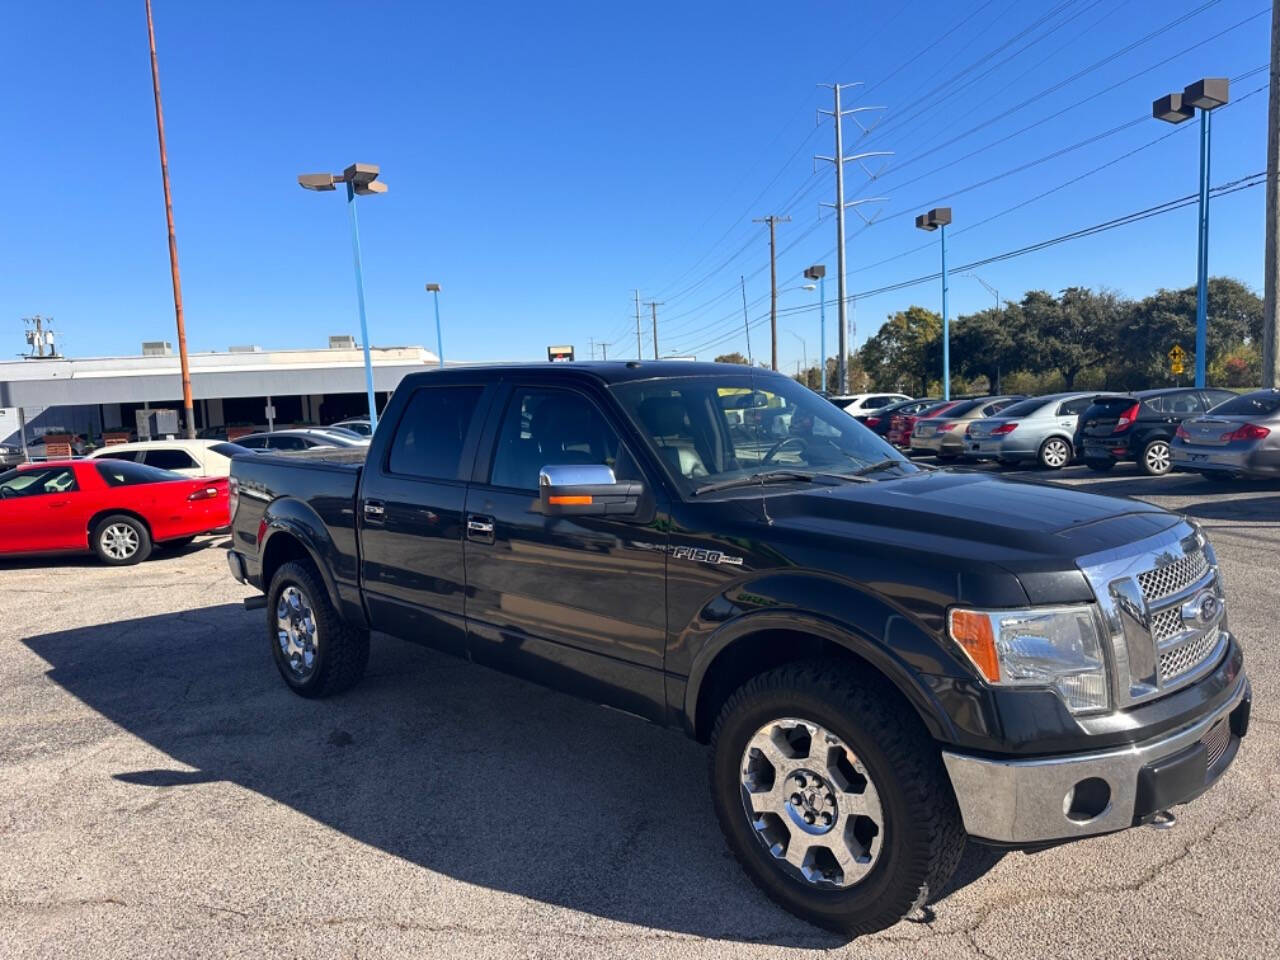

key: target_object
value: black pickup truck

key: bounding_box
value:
[226,362,1249,935]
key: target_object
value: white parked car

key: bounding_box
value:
[828,393,912,417]
[86,439,251,477]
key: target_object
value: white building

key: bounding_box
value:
[0,339,442,444]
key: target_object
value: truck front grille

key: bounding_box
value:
[1159,629,1220,683]
[1137,548,1209,603]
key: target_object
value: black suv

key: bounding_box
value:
[1078,387,1238,475]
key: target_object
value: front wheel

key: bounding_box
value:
[709,662,965,936]
[267,560,369,698]
[1140,439,1173,476]
[1037,437,1072,470]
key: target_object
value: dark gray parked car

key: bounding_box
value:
[1172,389,1280,479]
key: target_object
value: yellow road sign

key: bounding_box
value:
[1171,360,1184,375]
[1168,344,1186,363]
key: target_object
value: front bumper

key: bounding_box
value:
[942,672,1250,844]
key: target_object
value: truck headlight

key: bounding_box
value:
[948,605,1109,714]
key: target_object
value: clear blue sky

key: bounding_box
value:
[1,0,1270,375]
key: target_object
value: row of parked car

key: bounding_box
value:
[837,387,1280,479]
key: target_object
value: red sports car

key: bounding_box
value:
[0,459,229,565]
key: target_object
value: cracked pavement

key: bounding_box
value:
[0,465,1276,959]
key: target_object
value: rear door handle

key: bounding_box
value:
[363,500,386,522]
[467,514,495,544]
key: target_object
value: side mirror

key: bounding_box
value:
[538,464,642,517]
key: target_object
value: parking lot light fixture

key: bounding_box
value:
[1153,78,1229,389]
[298,163,389,429]
[804,265,827,393]
[915,208,953,400]
[426,283,444,369]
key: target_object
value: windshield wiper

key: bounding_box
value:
[850,458,910,478]
[693,470,860,496]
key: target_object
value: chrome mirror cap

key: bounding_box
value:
[538,464,617,488]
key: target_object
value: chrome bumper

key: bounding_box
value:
[942,673,1249,844]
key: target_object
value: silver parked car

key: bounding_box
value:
[234,429,368,453]
[965,392,1097,470]
[910,395,1023,460]
[1172,388,1280,479]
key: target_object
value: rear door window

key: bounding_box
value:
[141,448,199,470]
[387,386,485,480]
[1057,396,1093,416]
[1202,389,1238,410]
[268,436,308,451]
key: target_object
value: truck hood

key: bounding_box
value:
[761,469,1180,562]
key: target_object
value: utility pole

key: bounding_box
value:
[145,0,196,438]
[645,301,663,359]
[753,215,790,371]
[633,289,643,359]
[1265,0,1280,387]
[818,82,889,394]
[600,341,608,361]
[588,336,596,361]
[23,315,57,358]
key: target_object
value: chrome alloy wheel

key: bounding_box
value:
[1041,438,1070,468]
[276,586,319,680]
[101,522,140,560]
[1145,440,1172,475]
[740,718,884,888]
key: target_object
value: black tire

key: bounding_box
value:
[709,661,965,937]
[1037,436,1073,470]
[267,559,369,698]
[1139,438,1173,477]
[91,514,152,566]
[1083,457,1115,473]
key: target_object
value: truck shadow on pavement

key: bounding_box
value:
[23,604,1000,945]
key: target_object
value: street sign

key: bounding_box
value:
[547,345,574,362]
[1169,344,1186,376]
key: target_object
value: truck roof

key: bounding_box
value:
[400,360,782,389]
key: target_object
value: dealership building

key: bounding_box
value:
[0,337,443,446]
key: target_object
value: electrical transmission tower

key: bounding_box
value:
[752,215,791,371]
[817,82,890,393]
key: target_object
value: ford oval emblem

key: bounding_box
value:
[1180,590,1220,628]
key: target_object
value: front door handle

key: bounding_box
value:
[363,500,386,522]
[467,514,495,543]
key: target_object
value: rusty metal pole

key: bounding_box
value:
[145,0,196,438]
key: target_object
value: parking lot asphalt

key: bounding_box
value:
[1,461,1277,959]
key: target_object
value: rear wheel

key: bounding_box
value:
[91,514,152,566]
[267,560,369,698]
[709,661,965,936]
[1084,458,1115,473]
[1037,437,1072,470]
[1140,439,1173,476]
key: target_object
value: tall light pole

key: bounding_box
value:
[1266,4,1280,388]
[426,283,444,369]
[916,207,953,401]
[1153,78,1229,389]
[144,0,195,438]
[298,164,388,430]
[790,331,808,379]
[804,265,827,392]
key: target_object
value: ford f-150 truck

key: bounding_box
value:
[225,362,1250,936]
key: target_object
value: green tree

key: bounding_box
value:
[714,352,750,365]
[858,306,941,395]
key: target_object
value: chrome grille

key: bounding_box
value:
[1137,549,1209,603]
[1159,630,1219,683]
[1202,718,1230,769]
[1149,606,1184,645]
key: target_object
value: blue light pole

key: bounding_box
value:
[804,264,827,392]
[426,283,444,368]
[916,207,953,401]
[299,163,389,430]
[1153,78,1229,389]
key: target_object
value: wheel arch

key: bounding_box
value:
[259,523,343,616]
[87,508,152,543]
[684,612,956,746]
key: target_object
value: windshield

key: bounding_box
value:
[611,375,918,496]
